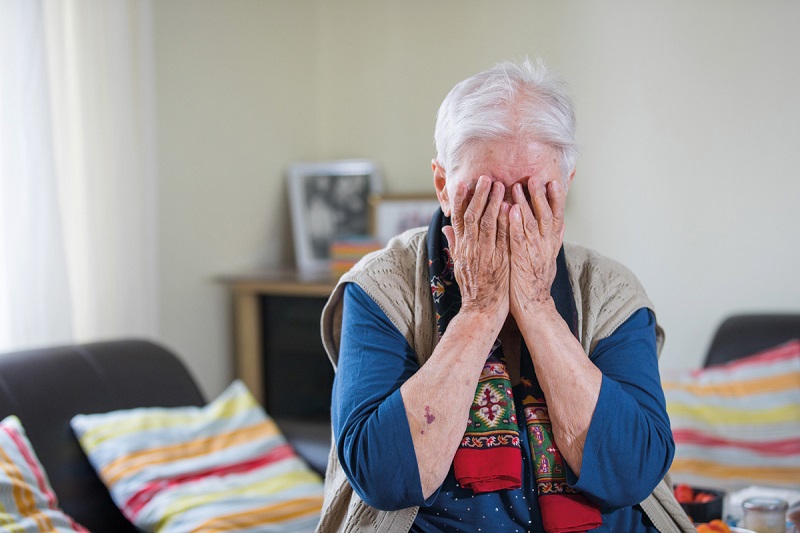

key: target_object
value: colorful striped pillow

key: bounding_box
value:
[0,415,88,532]
[663,339,800,491]
[70,380,323,532]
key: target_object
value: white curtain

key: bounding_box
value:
[0,0,158,353]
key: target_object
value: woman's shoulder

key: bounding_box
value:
[336,225,429,318]
[563,242,658,352]
[344,227,428,282]
[564,242,641,290]
[333,226,435,363]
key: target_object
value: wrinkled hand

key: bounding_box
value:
[508,179,565,318]
[442,175,510,325]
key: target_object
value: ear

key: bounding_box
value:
[432,160,451,216]
[566,167,576,190]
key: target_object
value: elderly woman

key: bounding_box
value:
[317,59,694,533]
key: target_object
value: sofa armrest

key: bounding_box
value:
[0,339,205,532]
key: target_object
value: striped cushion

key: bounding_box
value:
[663,340,800,491]
[70,380,323,532]
[0,415,88,532]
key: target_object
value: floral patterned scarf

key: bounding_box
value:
[426,207,602,533]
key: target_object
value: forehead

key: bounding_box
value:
[454,139,559,184]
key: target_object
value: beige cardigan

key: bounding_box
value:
[317,228,694,533]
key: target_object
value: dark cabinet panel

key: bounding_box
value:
[261,295,334,421]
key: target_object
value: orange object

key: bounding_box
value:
[674,483,719,503]
[696,519,730,533]
[694,492,716,503]
[674,483,694,503]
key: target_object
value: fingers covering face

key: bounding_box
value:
[548,180,565,230]
[480,181,505,249]
[450,182,468,238]
[530,179,552,236]
[496,202,510,256]
[449,176,564,252]
[508,179,565,244]
[451,176,508,245]
[462,176,491,243]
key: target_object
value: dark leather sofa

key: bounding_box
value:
[2,314,795,531]
[703,313,800,367]
[0,339,330,532]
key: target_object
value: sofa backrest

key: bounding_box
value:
[0,339,206,532]
[704,313,800,367]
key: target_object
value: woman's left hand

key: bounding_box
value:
[508,178,566,319]
[507,177,602,477]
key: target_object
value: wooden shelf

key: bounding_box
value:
[220,269,339,406]
[220,270,338,298]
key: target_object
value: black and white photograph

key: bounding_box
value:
[288,160,381,273]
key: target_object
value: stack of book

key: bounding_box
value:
[329,237,382,277]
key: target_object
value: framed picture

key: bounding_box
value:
[288,160,382,273]
[369,194,441,245]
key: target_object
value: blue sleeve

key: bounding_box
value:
[567,308,675,508]
[331,282,426,511]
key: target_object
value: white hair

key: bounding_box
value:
[434,57,578,181]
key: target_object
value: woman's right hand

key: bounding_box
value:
[442,175,510,326]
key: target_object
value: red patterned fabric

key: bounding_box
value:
[522,379,601,533]
[453,342,522,492]
[540,493,604,533]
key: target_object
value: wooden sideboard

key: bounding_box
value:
[220,270,338,412]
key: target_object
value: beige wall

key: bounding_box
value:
[155,1,800,398]
[155,0,319,396]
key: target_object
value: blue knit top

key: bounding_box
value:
[332,283,674,532]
